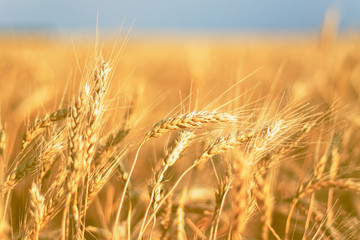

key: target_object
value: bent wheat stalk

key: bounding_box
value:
[285,179,360,240]
[23,107,70,150]
[112,110,239,239]
[139,131,195,237]
[138,132,248,239]
[1,137,63,194]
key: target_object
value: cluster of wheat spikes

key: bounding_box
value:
[0,52,360,240]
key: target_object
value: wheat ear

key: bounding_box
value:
[78,57,110,238]
[145,111,238,139]
[23,107,70,150]
[140,131,194,237]
[139,132,252,238]
[63,81,90,240]
[113,111,238,238]
[24,183,45,240]
[0,138,63,194]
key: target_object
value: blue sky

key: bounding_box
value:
[0,1,359,34]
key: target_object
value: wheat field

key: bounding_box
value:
[0,33,360,240]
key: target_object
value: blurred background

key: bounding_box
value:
[0,0,359,37]
[1,1,360,239]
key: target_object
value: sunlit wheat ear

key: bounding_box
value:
[140,131,195,237]
[195,128,258,165]
[154,130,194,210]
[24,183,45,240]
[93,127,130,170]
[68,85,89,174]
[38,166,68,231]
[114,111,238,237]
[64,77,90,240]
[93,91,136,169]
[298,179,360,199]
[23,107,70,150]
[0,139,63,194]
[196,121,282,166]
[64,56,111,239]
[164,130,195,167]
[78,58,111,236]
[87,149,128,207]
[138,131,258,238]
[145,111,238,140]
[1,109,68,194]
[84,57,111,170]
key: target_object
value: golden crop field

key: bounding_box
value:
[0,33,360,239]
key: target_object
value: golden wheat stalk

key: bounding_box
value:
[285,178,360,240]
[210,174,231,240]
[231,153,250,238]
[79,57,110,238]
[0,120,5,161]
[297,200,341,239]
[176,188,187,240]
